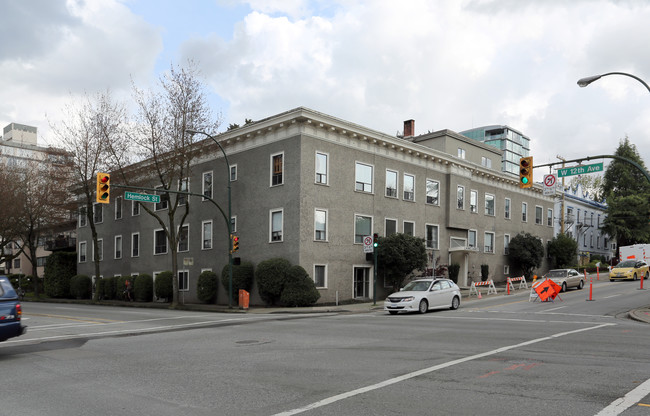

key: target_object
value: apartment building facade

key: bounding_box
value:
[76,107,555,304]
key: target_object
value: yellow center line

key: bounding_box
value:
[26,313,122,324]
[638,403,650,407]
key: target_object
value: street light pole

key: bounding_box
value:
[577,72,650,93]
[186,129,234,308]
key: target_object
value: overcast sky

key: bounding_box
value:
[2,0,650,182]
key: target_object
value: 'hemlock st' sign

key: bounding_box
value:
[124,191,161,203]
[556,162,603,178]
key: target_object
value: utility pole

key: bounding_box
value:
[556,155,566,234]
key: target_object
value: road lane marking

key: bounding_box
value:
[272,323,616,416]
[540,306,566,312]
[602,294,622,299]
[595,378,650,416]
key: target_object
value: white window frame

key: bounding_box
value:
[470,190,478,213]
[354,214,373,244]
[230,164,238,182]
[385,169,398,198]
[178,270,189,292]
[355,161,373,193]
[504,234,510,255]
[93,202,103,224]
[403,173,415,201]
[547,208,553,227]
[484,232,495,254]
[403,220,415,236]
[505,198,511,220]
[93,238,103,262]
[385,218,398,236]
[314,208,328,241]
[132,200,140,216]
[154,229,167,255]
[315,152,328,185]
[468,229,477,249]
[131,232,140,258]
[313,264,327,289]
[79,241,87,263]
[114,235,122,260]
[426,179,440,206]
[535,205,543,225]
[178,177,189,206]
[115,196,123,220]
[155,186,169,211]
[504,265,510,275]
[425,224,439,250]
[79,206,87,227]
[178,224,189,252]
[270,208,284,242]
[231,216,237,233]
[202,220,213,250]
[522,202,528,222]
[271,152,284,187]
[457,185,465,210]
[203,171,213,200]
[485,193,495,216]
[458,147,466,159]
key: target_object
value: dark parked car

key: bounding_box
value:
[0,275,27,342]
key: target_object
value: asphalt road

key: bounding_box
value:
[1,278,649,416]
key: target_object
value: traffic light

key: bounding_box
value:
[96,172,110,203]
[373,233,379,248]
[231,235,239,253]
[519,156,533,188]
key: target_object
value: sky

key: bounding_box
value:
[2,0,650,183]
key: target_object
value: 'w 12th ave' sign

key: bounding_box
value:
[556,162,603,178]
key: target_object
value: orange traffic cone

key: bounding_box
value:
[478,291,482,299]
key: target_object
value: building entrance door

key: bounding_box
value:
[354,267,371,299]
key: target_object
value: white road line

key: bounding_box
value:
[540,306,567,312]
[602,294,622,299]
[594,378,650,416]
[272,323,616,416]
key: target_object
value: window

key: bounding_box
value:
[403,221,414,236]
[178,270,189,292]
[355,162,373,193]
[203,171,213,200]
[132,201,140,216]
[202,221,213,250]
[535,206,543,225]
[79,206,87,227]
[457,186,465,210]
[470,190,478,213]
[504,234,510,255]
[315,209,327,241]
[178,178,189,206]
[271,153,283,186]
[547,209,553,227]
[403,174,414,201]
[230,164,238,182]
[484,232,495,253]
[37,256,47,267]
[271,209,283,242]
[504,265,510,275]
[505,198,511,219]
[79,241,87,263]
[13,258,20,268]
[314,265,326,288]
[468,230,477,248]
[522,202,527,222]
[155,186,169,211]
[93,239,103,261]
[93,203,103,223]
[154,229,167,254]
[231,216,237,233]
[426,179,439,205]
[481,157,492,168]
[354,214,372,244]
[426,224,439,249]
[115,196,122,220]
[178,224,189,252]
[131,233,139,257]
[485,194,495,216]
[315,152,328,184]
[385,218,397,236]
[114,235,122,259]
[458,148,466,159]
[385,170,398,197]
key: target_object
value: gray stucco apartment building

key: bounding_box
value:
[76,107,554,305]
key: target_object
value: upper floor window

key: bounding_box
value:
[114,235,122,259]
[354,214,371,244]
[93,203,103,224]
[230,164,238,182]
[79,241,87,263]
[403,221,414,236]
[385,218,397,236]
[115,196,123,220]
[426,224,439,250]
[535,206,543,225]
[79,206,87,227]
[270,209,283,242]
[504,234,510,255]
[484,232,495,253]
[155,186,169,211]
[426,179,439,205]
[355,162,373,193]
[505,198,511,219]
[457,186,465,210]
[315,152,328,185]
[178,224,189,252]
[271,153,284,186]
[458,148,466,159]
[468,230,477,248]
[403,174,414,201]
[154,229,167,255]
[203,171,213,200]
[315,209,327,241]
[470,190,478,213]
[202,221,213,250]
[485,194,495,216]
[547,209,553,227]
[481,157,492,168]
[178,178,189,206]
[385,170,398,198]
[132,201,140,216]
[522,202,528,222]
[131,233,139,257]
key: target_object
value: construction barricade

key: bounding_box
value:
[506,276,528,295]
[469,280,497,298]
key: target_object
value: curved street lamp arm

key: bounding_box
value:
[577,72,650,93]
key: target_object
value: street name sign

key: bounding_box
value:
[124,191,161,204]
[556,162,603,178]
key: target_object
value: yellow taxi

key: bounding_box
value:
[610,260,649,281]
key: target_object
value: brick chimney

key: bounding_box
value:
[403,119,415,137]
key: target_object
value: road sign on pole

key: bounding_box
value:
[124,191,161,203]
[543,174,557,195]
[556,162,603,178]
[363,235,373,253]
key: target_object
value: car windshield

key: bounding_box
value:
[615,260,637,268]
[402,281,431,291]
[546,270,567,278]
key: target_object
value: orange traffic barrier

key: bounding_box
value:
[239,289,250,309]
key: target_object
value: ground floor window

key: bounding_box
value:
[178,270,189,291]
[314,265,326,288]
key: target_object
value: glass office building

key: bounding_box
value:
[460,125,530,175]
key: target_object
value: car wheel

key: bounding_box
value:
[450,296,460,310]
[561,282,567,293]
[578,280,584,290]
[645,272,649,280]
[388,311,398,315]
[418,299,428,314]
[633,273,638,281]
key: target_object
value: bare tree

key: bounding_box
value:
[51,90,130,298]
[0,162,22,270]
[129,62,219,306]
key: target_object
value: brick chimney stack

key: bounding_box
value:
[403,119,415,137]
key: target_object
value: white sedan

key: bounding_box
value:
[384,278,461,315]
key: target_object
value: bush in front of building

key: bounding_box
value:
[44,251,77,298]
[155,271,173,301]
[255,258,292,305]
[103,276,118,300]
[134,274,153,302]
[8,274,28,291]
[70,275,92,299]
[279,265,320,307]
[221,261,254,301]
[197,270,219,304]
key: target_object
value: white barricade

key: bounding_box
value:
[469,280,497,297]
[529,279,542,301]
[506,276,528,293]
